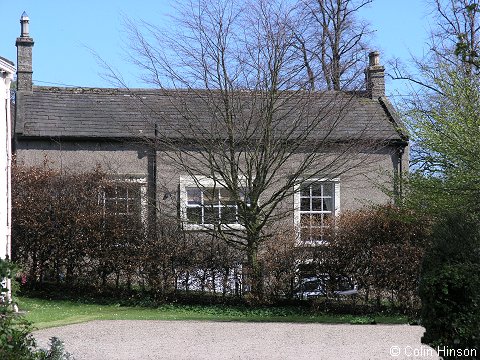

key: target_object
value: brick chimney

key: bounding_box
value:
[365,51,385,99]
[16,12,34,92]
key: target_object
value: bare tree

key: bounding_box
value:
[294,0,373,90]
[392,0,480,95]
[390,0,480,175]
[432,0,480,72]
[117,0,382,298]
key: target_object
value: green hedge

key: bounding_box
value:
[419,213,480,358]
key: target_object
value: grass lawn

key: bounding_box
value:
[18,296,409,330]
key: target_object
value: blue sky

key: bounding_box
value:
[1,0,431,97]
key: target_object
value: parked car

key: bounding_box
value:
[294,275,357,299]
[332,277,358,296]
[293,276,327,300]
[333,288,358,296]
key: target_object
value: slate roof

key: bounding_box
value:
[15,86,407,144]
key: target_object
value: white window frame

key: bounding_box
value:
[98,176,148,226]
[293,178,340,245]
[179,175,245,231]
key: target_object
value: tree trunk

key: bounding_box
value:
[223,267,229,297]
[246,241,263,299]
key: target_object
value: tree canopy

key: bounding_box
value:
[399,0,480,215]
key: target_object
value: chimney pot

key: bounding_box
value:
[369,51,380,67]
[20,12,30,37]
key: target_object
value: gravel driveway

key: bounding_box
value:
[34,321,439,360]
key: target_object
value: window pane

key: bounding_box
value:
[301,198,310,211]
[219,188,232,201]
[323,197,333,212]
[220,189,236,207]
[105,186,128,214]
[104,186,117,198]
[322,183,333,197]
[126,186,141,215]
[221,206,237,224]
[186,188,202,205]
[300,184,310,196]
[311,198,322,211]
[203,206,218,224]
[311,183,323,197]
[105,198,118,214]
[128,185,141,198]
[203,189,217,206]
[128,197,141,215]
[186,207,202,224]
[118,200,129,214]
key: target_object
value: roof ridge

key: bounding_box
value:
[32,86,373,98]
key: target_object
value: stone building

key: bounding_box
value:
[13,14,408,249]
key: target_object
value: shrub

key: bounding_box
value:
[12,164,244,298]
[39,337,74,360]
[1,259,74,360]
[12,164,145,290]
[1,258,35,360]
[320,205,430,310]
[0,308,38,360]
[0,313,74,360]
[260,228,299,300]
[419,212,480,358]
